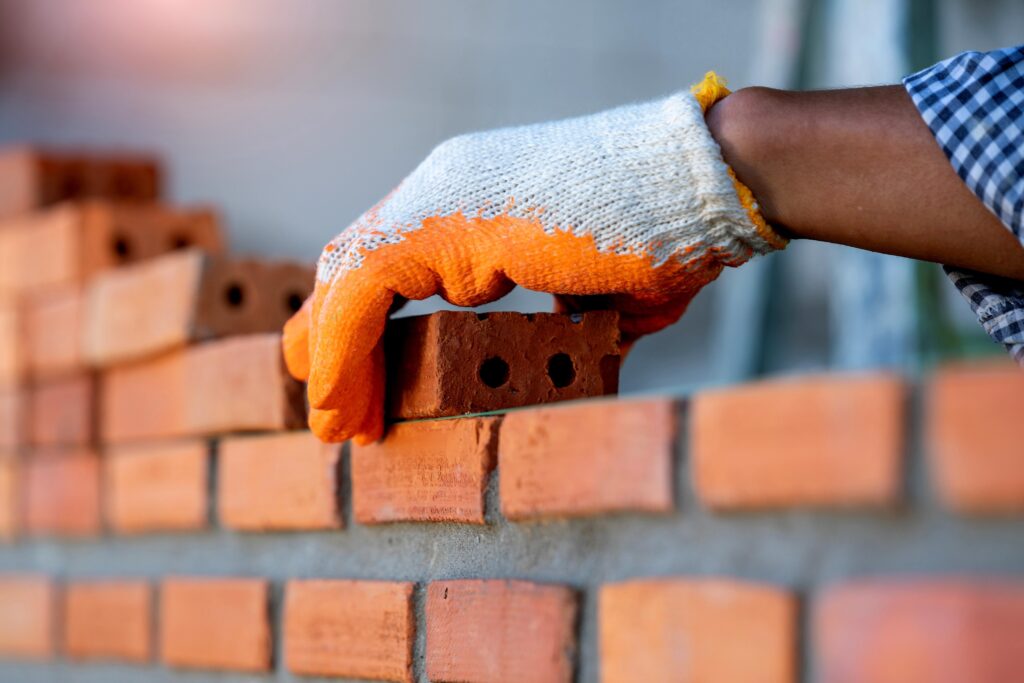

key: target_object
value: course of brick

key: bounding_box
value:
[1,146,1023,682]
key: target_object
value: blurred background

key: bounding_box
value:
[2,0,1020,390]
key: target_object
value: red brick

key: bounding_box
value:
[23,450,101,537]
[0,201,222,296]
[600,578,796,683]
[62,580,151,662]
[816,578,1024,683]
[284,579,414,681]
[83,250,314,367]
[28,374,95,447]
[159,577,271,672]
[219,432,341,531]
[352,418,498,524]
[692,374,905,509]
[0,300,24,386]
[0,388,25,452]
[500,398,675,519]
[0,146,160,217]
[927,363,1024,512]
[104,441,208,534]
[386,311,620,420]
[101,333,305,443]
[426,579,577,683]
[0,456,19,540]
[0,575,56,659]
[23,285,84,379]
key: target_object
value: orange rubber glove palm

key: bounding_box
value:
[284,73,785,443]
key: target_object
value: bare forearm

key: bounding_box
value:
[706,85,1024,280]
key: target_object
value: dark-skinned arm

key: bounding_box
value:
[706,85,1024,280]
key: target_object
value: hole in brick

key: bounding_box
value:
[285,291,304,313]
[476,313,489,321]
[524,313,536,322]
[224,282,246,308]
[547,353,576,388]
[169,232,192,250]
[111,234,132,262]
[115,172,141,196]
[479,356,509,388]
[61,173,84,198]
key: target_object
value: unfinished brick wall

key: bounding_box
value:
[1,147,1023,683]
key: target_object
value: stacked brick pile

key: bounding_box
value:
[0,147,1023,682]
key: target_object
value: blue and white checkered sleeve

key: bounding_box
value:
[904,45,1024,363]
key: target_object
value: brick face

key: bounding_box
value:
[0,388,24,452]
[0,147,160,217]
[101,333,305,443]
[386,311,620,420]
[600,578,797,683]
[159,577,271,672]
[218,432,341,531]
[284,579,414,681]
[816,579,1024,683]
[0,457,17,540]
[426,579,577,683]
[927,363,1024,512]
[23,450,101,537]
[0,575,56,659]
[692,374,905,509]
[62,581,151,662]
[28,374,95,447]
[23,285,84,378]
[352,418,499,524]
[0,202,220,297]
[0,301,24,387]
[84,250,314,367]
[83,249,206,366]
[104,441,208,534]
[499,398,675,519]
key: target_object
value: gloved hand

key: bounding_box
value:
[284,73,786,444]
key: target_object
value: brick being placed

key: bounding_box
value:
[28,374,95,447]
[104,440,209,534]
[0,575,57,660]
[426,579,578,683]
[386,310,620,420]
[0,201,222,297]
[101,333,305,443]
[23,449,101,537]
[62,580,152,663]
[84,249,314,366]
[352,417,499,524]
[218,431,341,531]
[23,285,84,379]
[284,579,414,681]
[0,146,160,217]
[159,577,271,672]
[600,578,797,683]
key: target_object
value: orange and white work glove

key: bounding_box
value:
[284,73,786,444]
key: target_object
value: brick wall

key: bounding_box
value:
[1,147,1024,682]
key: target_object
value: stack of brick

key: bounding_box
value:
[1,146,1023,682]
